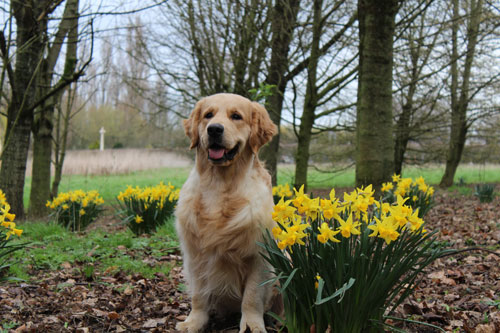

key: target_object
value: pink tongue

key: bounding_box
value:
[209,148,225,159]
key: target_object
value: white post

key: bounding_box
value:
[99,127,106,151]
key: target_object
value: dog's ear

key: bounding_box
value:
[184,100,203,149]
[249,102,278,154]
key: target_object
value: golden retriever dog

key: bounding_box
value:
[175,93,278,332]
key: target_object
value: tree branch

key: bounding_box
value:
[284,11,358,82]
[30,19,94,113]
[0,31,16,101]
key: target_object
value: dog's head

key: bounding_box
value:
[184,93,277,166]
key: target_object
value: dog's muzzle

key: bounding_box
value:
[206,123,239,162]
[207,123,224,139]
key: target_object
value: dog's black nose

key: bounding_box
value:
[207,123,224,137]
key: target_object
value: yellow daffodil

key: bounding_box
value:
[272,197,297,224]
[135,215,144,224]
[427,186,434,197]
[299,197,321,221]
[343,190,358,205]
[414,176,426,187]
[275,216,310,251]
[368,216,400,244]
[381,182,394,192]
[406,208,426,233]
[317,222,340,244]
[321,198,342,221]
[273,184,293,198]
[292,185,307,208]
[272,226,282,238]
[337,213,361,238]
[315,275,321,289]
[12,228,23,237]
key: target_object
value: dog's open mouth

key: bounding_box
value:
[208,143,239,163]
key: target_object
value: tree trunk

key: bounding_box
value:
[0,1,49,218]
[29,111,53,216]
[394,98,413,175]
[294,0,322,192]
[440,119,467,187]
[51,90,72,198]
[355,0,398,191]
[0,111,32,218]
[393,4,440,175]
[294,103,315,191]
[260,0,301,185]
[440,0,482,187]
[29,0,79,217]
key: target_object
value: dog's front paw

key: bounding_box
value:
[176,311,209,333]
[239,312,266,333]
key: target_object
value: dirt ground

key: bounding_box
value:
[0,189,499,332]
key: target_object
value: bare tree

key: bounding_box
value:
[439,0,499,187]
[0,0,60,218]
[293,0,358,190]
[259,0,301,185]
[151,0,272,101]
[0,0,93,218]
[393,0,450,173]
[30,0,82,217]
[51,82,77,198]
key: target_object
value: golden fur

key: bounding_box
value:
[175,93,278,333]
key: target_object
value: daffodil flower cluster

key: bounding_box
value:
[1,190,26,281]
[47,190,104,231]
[271,183,428,248]
[0,190,22,240]
[272,183,293,201]
[117,182,180,207]
[382,174,435,218]
[117,182,179,235]
[261,177,445,333]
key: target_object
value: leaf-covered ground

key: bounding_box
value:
[1,189,499,332]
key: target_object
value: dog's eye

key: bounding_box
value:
[231,113,242,120]
[204,112,213,119]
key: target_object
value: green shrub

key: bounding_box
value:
[474,184,496,203]
[88,141,100,150]
[46,190,105,231]
[117,182,179,236]
[261,184,449,332]
[248,82,276,103]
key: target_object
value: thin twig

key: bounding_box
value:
[438,246,500,259]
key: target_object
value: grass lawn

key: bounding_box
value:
[278,163,500,189]
[12,163,499,282]
[7,219,179,282]
[23,167,191,205]
[24,164,500,206]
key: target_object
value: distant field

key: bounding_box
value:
[280,163,500,189]
[26,148,192,176]
[24,167,191,205]
[22,149,500,206]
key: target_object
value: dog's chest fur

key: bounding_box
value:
[177,168,269,254]
[175,166,274,298]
